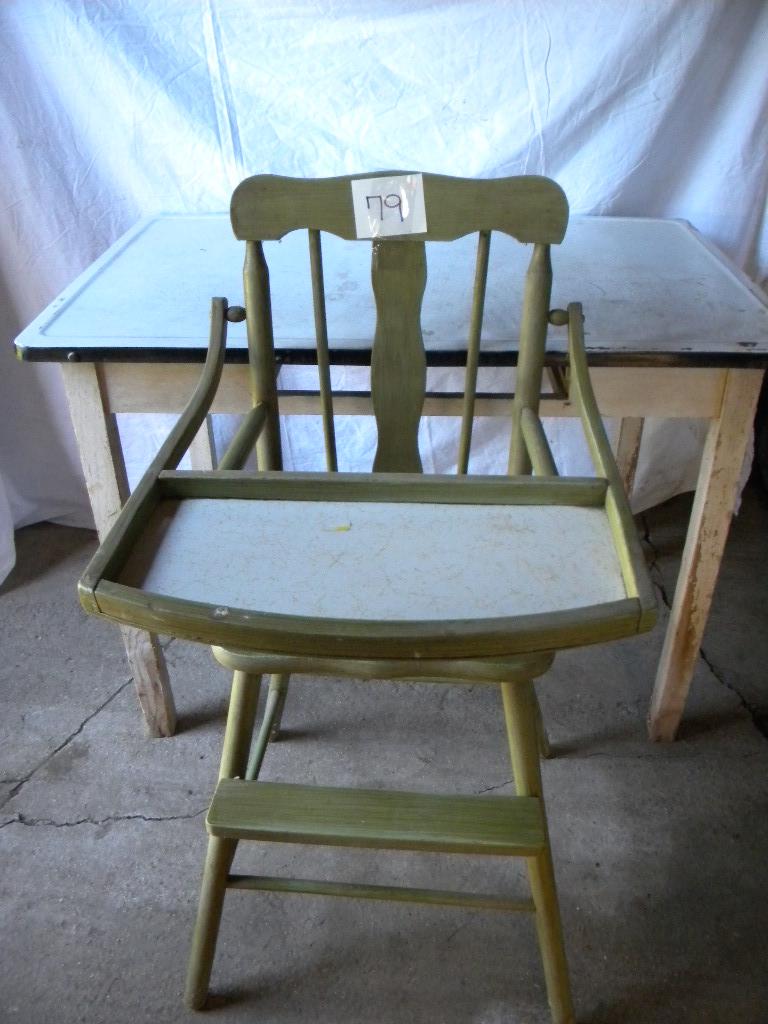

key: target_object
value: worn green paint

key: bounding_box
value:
[93,577,643,661]
[508,244,554,475]
[216,403,267,470]
[567,302,657,625]
[502,680,575,1023]
[308,229,338,471]
[210,643,555,686]
[156,470,607,505]
[521,406,558,476]
[208,779,545,856]
[185,669,261,1011]
[77,297,228,615]
[231,172,568,244]
[77,174,659,1023]
[243,241,282,470]
[458,229,491,473]
[226,874,535,914]
[370,239,427,471]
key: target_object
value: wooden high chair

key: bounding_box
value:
[79,172,656,1024]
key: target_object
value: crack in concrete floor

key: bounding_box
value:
[0,808,206,830]
[0,679,132,813]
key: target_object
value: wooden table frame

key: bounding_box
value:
[61,357,762,740]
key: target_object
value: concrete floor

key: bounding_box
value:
[1,483,767,1024]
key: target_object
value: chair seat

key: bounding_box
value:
[111,489,634,660]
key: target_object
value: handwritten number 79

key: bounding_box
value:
[366,193,405,222]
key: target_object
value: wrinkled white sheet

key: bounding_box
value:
[2,1,767,581]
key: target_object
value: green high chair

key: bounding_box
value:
[79,172,656,1023]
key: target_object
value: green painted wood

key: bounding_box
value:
[502,681,575,1024]
[566,302,657,626]
[508,244,554,475]
[266,672,290,739]
[226,874,535,913]
[218,670,262,780]
[211,644,555,685]
[73,175,656,1024]
[157,470,608,506]
[208,779,545,856]
[185,835,236,1009]
[93,575,641,660]
[370,239,427,471]
[78,298,229,615]
[185,668,261,1010]
[231,172,568,244]
[308,229,338,471]
[244,677,284,780]
[217,403,267,470]
[458,230,491,473]
[520,407,558,476]
[243,240,282,470]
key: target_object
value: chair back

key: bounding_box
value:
[230,172,568,475]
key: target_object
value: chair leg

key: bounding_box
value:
[246,673,291,780]
[534,691,552,760]
[185,836,238,1009]
[501,681,575,1024]
[185,671,262,1010]
[267,673,290,740]
[508,689,552,760]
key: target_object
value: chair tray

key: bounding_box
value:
[121,495,625,617]
[86,472,647,659]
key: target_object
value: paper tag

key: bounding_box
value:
[351,173,427,239]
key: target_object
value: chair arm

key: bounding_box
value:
[566,302,657,624]
[79,297,229,612]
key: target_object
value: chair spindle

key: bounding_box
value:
[520,407,558,476]
[458,230,491,474]
[508,243,553,476]
[243,241,282,471]
[308,229,338,472]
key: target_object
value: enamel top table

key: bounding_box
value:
[15,214,768,739]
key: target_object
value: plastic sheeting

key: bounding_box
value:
[2,1,767,582]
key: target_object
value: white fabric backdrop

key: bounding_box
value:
[2,0,767,583]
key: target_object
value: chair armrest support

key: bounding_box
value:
[218,403,269,470]
[520,407,558,476]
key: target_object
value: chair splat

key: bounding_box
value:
[370,238,427,472]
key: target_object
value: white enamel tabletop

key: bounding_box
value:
[15,215,768,364]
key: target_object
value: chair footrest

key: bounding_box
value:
[207,779,545,856]
[227,873,535,912]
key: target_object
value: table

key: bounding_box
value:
[15,215,768,740]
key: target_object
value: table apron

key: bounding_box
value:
[98,363,729,420]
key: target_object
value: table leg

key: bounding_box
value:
[648,369,763,741]
[615,417,644,498]
[61,363,177,737]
